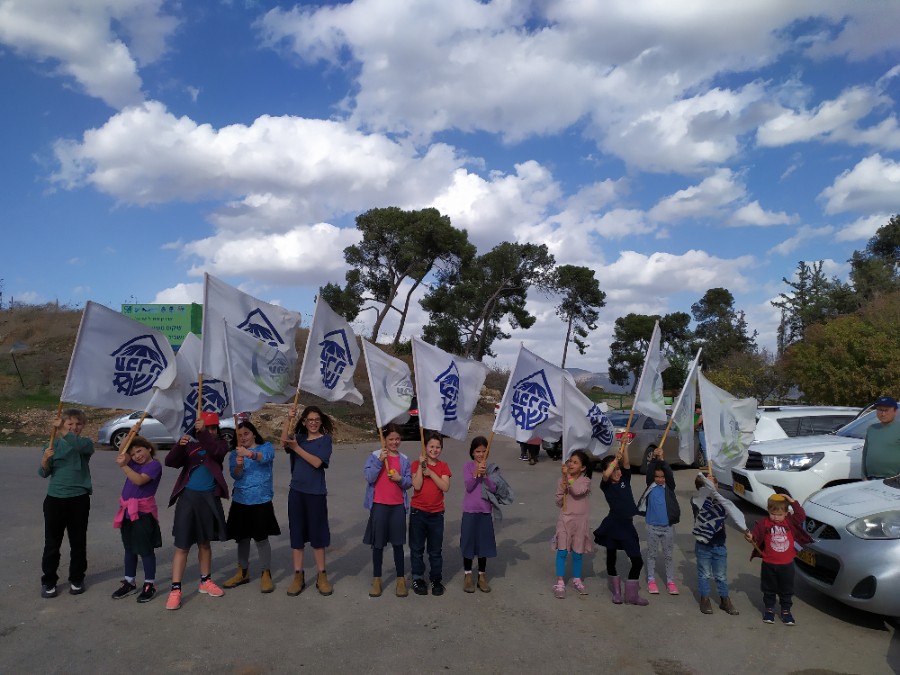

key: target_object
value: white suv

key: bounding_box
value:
[730,410,877,511]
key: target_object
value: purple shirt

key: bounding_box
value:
[121,459,162,500]
[462,460,496,514]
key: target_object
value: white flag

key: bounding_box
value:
[698,370,757,474]
[61,301,176,409]
[696,473,749,532]
[493,345,574,443]
[561,379,614,461]
[201,273,301,382]
[224,321,295,414]
[412,337,488,441]
[632,320,670,422]
[297,296,363,405]
[671,350,701,465]
[362,340,414,429]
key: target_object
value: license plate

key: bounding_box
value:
[797,548,816,566]
[733,482,745,496]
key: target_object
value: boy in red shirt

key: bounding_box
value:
[745,494,811,626]
[409,432,452,596]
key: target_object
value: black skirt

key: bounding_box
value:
[120,512,162,557]
[227,500,281,542]
[172,489,228,549]
[459,512,497,559]
[363,503,407,548]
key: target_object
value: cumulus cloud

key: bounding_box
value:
[819,154,900,214]
[729,201,797,227]
[768,225,835,256]
[648,169,746,223]
[834,212,893,242]
[153,282,203,304]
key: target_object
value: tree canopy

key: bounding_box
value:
[691,287,757,369]
[554,264,606,368]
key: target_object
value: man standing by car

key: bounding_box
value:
[862,396,900,479]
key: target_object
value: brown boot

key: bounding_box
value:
[463,573,476,593]
[699,596,714,614]
[369,577,382,598]
[477,573,491,593]
[316,570,333,596]
[395,577,408,597]
[719,596,740,615]
[223,565,249,589]
[286,571,305,597]
[260,569,274,594]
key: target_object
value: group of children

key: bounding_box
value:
[38,407,808,623]
[551,443,808,625]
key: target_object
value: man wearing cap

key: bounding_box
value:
[862,396,900,480]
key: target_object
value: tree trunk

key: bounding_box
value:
[392,278,422,347]
[561,315,573,368]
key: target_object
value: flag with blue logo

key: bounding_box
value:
[671,350,701,465]
[297,296,363,405]
[61,301,177,409]
[561,378,615,461]
[632,320,670,422]
[224,320,294,414]
[201,273,301,384]
[412,336,488,441]
[492,345,574,443]
[146,332,232,438]
[362,340,414,429]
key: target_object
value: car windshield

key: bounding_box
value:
[607,412,631,427]
[835,411,877,439]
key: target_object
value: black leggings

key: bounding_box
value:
[372,544,405,577]
[463,557,487,573]
[606,548,643,580]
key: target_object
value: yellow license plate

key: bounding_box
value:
[797,548,816,566]
[733,482,745,496]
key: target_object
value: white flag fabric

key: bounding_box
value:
[146,333,234,438]
[561,379,614,461]
[632,320,670,422]
[671,350,701,465]
[698,370,757,474]
[224,321,295,414]
[362,340,414,429]
[412,337,488,441]
[61,301,177,409]
[492,345,574,443]
[201,273,301,383]
[297,296,363,405]
[695,473,749,532]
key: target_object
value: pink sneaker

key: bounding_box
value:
[199,579,224,597]
[165,589,182,610]
[553,580,566,599]
[647,579,659,594]
[572,578,588,595]
[666,581,679,595]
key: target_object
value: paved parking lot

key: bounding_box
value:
[1,435,898,674]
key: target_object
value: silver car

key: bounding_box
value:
[607,410,695,473]
[797,478,900,617]
[97,410,237,449]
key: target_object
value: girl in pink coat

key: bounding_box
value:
[552,450,593,598]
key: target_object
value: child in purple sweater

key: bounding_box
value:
[460,436,497,594]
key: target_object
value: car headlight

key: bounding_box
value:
[846,510,900,539]
[760,453,824,471]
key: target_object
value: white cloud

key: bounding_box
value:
[819,154,900,214]
[729,201,797,227]
[153,282,203,304]
[834,213,892,242]
[768,225,835,256]
[649,169,745,223]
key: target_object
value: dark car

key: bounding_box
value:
[379,397,420,441]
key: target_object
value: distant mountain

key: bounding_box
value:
[566,368,633,394]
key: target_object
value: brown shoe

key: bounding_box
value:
[260,569,274,594]
[699,596,714,614]
[316,570,333,596]
[477,573,491,593]
[369,577,382,598]
[223,565,249,589]
[395,577,408,597]
[719,596,740,615]
[463,574,476,593]
[286,571,305,597]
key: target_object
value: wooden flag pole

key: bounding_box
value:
[118,410,149,456]
[46,401,64,451]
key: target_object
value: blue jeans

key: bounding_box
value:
[695,542,729,598]
[408,508,444,581]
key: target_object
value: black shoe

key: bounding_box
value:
[41,584,57,599]
[137,583,157,603]
[69,582,86,596]
[111,580,137,600]
[411,579,428,596]
[431,581,445,596]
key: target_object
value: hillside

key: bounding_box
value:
[0,304,505,446]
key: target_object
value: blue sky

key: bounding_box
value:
[2,1,900,374]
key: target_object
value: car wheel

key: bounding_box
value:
[110,429,129,449]
[220,429,235,446]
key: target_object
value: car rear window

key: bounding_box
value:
[775,415,858,437]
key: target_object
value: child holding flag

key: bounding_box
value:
[409,432,452,596]
[637,447,680,595]
[691,474,740,616]
[552,450,593,599]
[460,436,499,593]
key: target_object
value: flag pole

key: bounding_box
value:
[363,340,392,476]
[46,401,64,452]
[658,348,701,450]
[619,321,660,455]
[118,410,149,456]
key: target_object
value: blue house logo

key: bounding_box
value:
[587,405,614,445]
[238,309,284,347]
[182,379,230,434]
[319,328,354,390]
[110,335,170,397]
[434,361,460,422]
[511,369,556,431]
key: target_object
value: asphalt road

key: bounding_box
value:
[1,435,898,675]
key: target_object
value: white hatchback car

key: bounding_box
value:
[730,410,877,510]
[797,478,900,617]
